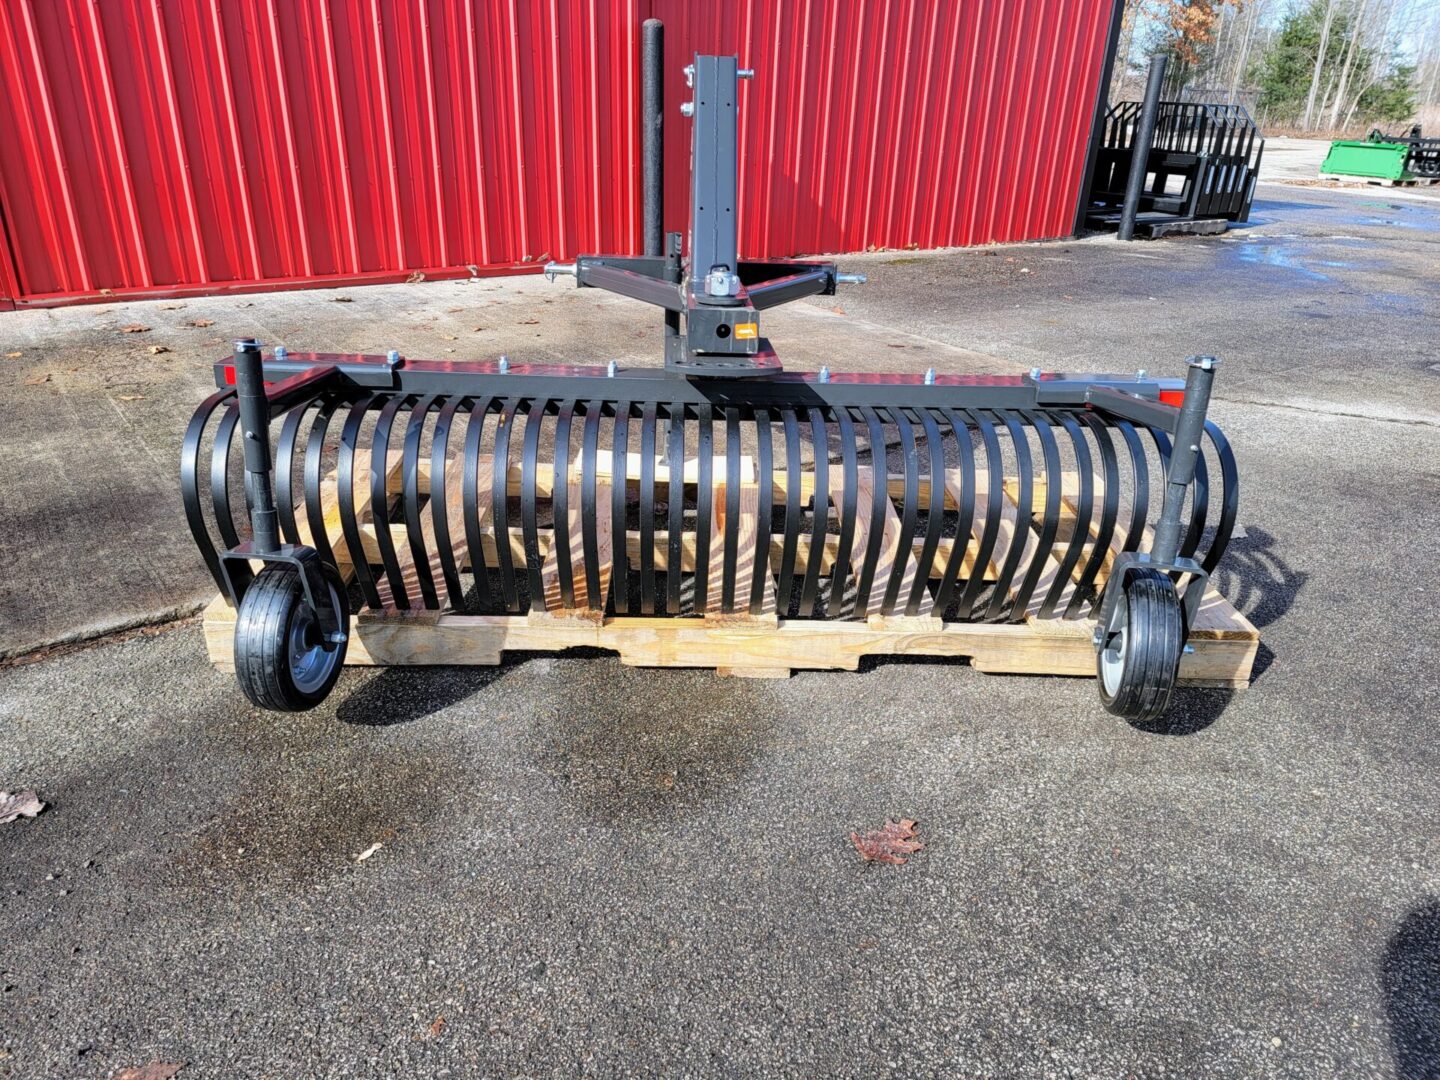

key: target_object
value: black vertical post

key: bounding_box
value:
[1151,356,1218,563]
[233,338,280,554]
[1118,54,1168,242]
[642,18,664,257]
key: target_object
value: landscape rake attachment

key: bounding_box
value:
[182,24,1248,722]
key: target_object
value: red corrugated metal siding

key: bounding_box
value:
[0,0,1116,307]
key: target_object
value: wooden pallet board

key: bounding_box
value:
[204,450,1259,689]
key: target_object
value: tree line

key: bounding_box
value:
[1108,0,1436,134]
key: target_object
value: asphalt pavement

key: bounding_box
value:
[1,183,1437,1078]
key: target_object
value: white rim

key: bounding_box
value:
[1100,593,1128,697]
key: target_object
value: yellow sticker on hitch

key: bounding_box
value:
[734,322,758,340]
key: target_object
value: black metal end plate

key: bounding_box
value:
[665,339,782,378]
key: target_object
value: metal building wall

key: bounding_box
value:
[0,0,1118,309]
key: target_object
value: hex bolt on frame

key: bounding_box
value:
[182,23,1241,721]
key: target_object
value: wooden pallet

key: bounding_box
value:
[203,449,1259,688]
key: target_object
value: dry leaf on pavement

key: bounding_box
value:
[118,324,151,333]
[147,345,170,355]
[23,373,50,386]
[0,790,44,824]
[115,1063,184,1080]
[355,842,383,862]
[188,318,214,327]
[850,818,923,864]
[429,1015,446,1037]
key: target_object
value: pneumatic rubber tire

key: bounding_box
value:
[234,563,348,712]
[1096,568,1184,723]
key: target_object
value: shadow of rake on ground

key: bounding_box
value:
[1384,896,1440,1080]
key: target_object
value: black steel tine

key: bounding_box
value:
[852,407,888,619]
[302,397,342,575]
[180,389,235,595]
[1199,420,1239,574]
[797,407,828,617]
[1068,413,1121,618]
[209,403,242,549]
[1006,411,1060,623]
[956,409,1003,620]
[906,408,946,617]
[338,395,383,611]
[520,397,548,613]
[580,401,603,610]
[1113,419,1149,554]
[553,399,578,609]
[462,397,496,609]
[721,407,742,614]
[1039,412,1093,620]
[492,397,524,612]
[275,396,317,545]
[666,402,685,614]
[640,401,659,614]
[749,408,774,615]
[694,404,713,613]
[933,409,977,614]
[402,395,441,609]
[370,394,412,611]
[881,408,918,617]
[983,411,1032,622]
[611,402,632,614]
[830,408,859,619]
[776,409,803,615]
[431,395,467,609]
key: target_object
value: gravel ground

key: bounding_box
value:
[1,183,1437,1078]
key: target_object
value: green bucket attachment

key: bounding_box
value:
[1321,139,1411,181]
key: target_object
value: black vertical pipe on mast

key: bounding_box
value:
[232,338,280,554]
[642,18,664,257]
[1118,54,1167,242]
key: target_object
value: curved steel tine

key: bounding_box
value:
[881,408,919,617]
[1113,419,1149,554]
[906,408,946,617]
[956,409,1004,620]
[580,401,603,610]
[721,407,742,613]
[431,396,468,609]
[402,395,442,609]
[666,402,686,614]
[749,408,774,615]
[797,407,829,618]
[209,403,242,549]
[983,411,1032,621]
[302,398,342,574]
[519,398,549,614]
[776,409,803,615]
[611,402,632,614]
[491,397,524,612]
[1199,420,1239,574]
[639,401,659,614]
[338,395,383,611]
[830,408,860,618]
[275,396,317,545]
[1038,412,1093,620]
[462,396,497,609]
[553,400,578,609]
[370,394,413,610]
[1068,413,1121,618]
[181,389,236,594]
[933,409,977,615]
[852,407,888,618]
[694,404,713,613]
[1006,411,1060,623]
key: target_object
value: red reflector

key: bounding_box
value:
[222,365,236,385]
[1159,389,1185,407]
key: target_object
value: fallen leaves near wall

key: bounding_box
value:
[118,324,151,334]
[0,790,45,825]
[407,271,426,284]
[114,1062,184,1080]
[850,818,923,865]
[331,296,354,303]
[147,345,170,355]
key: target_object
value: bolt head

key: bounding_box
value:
[1136,368,1148,380]
[680,101,694,117]
[1188,355,1220,371]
